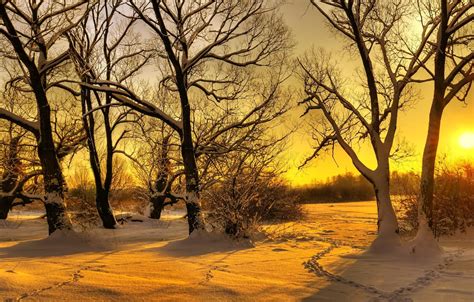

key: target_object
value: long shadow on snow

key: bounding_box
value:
[0,230,115,258]
[149,231,255,257]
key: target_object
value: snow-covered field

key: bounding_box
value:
[1,202,473,301]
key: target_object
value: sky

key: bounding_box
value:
[279,1,474,186]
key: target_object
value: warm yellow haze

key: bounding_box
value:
[281,1,474,186]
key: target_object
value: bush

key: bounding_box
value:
[396,162,474,237]
[204,168,303,239]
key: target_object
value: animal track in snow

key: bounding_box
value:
[304,238,465,301]
[13,264,106,301]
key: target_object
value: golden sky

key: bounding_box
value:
[280,1,474,186]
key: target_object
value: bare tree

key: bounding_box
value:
[414,0,473,246]
[0,87,85,220]
[66,0,152,228]
[203,128,291,238]
[300,0,438,251]
[127,82,290,221]
[129,112,182,219]
[0,0,90,234]
[67,1,139,229]
[80,0,292,234]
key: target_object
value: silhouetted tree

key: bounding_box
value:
[414,0,473,248]
[0,0,90,233]
[67,0,151,228]
[300,0,438,251]
[81,0,292,234]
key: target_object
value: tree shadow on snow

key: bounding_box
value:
[155,230,254,257]
[0,230,115,258]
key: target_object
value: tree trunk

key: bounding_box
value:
[409,102,444,255]
[369,168,401,253]
[36,102,72,234]
[181,145,205,234]
[149,194,166,219]
[0,3,73,235]
[0,196,14,219]
[96,187,117,229]
[38,143,72,234]
[176,72,205,234]
[374,180,399,235]
[419,105,443,233]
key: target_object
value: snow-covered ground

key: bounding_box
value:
[1,202,473,301]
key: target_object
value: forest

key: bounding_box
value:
[0,0,473,301]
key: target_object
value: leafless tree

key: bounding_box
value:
[80,0,292,234]
[415,0,473,243]
[126,110,182,219]
[127,82,290,221]
[66,0,152,228]
[300,0,438,251]
[0,0,91,233]
[204,130,290,238]
[0,85,84,221]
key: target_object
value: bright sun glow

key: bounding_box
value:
[459,132,474,149]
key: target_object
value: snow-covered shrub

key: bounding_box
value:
[204,175,302,238]
[203,141,303,238]
[396,162,474,237]
[67,167,100,229]
[69,198,101,231]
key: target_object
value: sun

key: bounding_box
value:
[459,132,474,149]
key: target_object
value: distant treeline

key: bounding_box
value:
[294,172,419,203]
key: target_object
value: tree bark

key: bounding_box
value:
[419,102,444,234]
[417,0,448,236]
[368,161,401,252]
[373,178,399,236]
[0,196,14,219]
[35,81,72,234]
[37,136,72,234]
[177,70,205,233]
[410,103,444,255]
[179,92,205,233]
[181,142,205,234]
[96,187,117,229]
[149,195,166,220]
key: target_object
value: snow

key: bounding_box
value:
[1,202,473,301]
